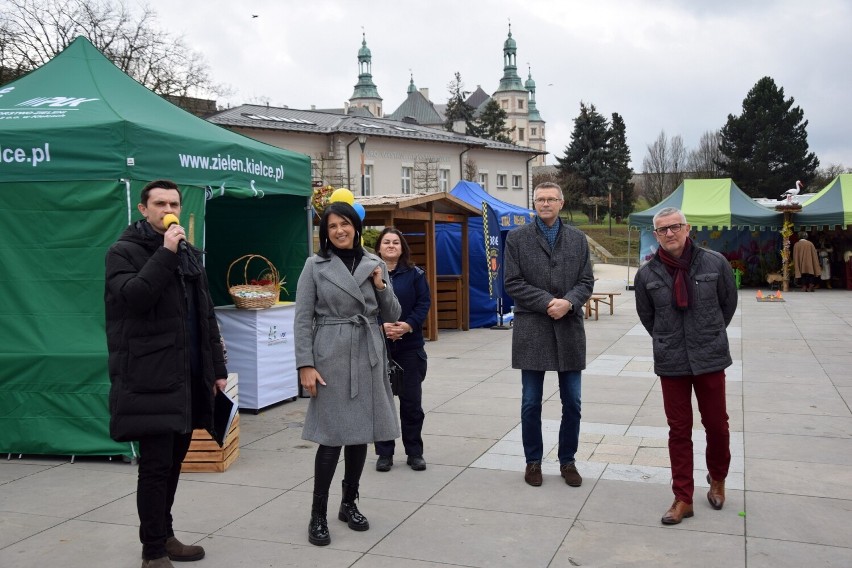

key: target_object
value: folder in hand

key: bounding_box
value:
[210,389,238,447]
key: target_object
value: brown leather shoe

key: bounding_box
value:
[661,499,694,525]
[560,463,583,487]
[524,462,542,486]
[165,537,205,562]
[706,473,725,510]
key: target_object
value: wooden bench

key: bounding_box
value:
[584,292,622,320]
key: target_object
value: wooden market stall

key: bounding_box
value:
[356,192,481,341]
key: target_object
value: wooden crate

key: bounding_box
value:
[181,373,240,473]
[181,413,240,473]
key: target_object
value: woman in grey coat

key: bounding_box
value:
[295,202,401,547]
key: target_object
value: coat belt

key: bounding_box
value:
[315,314,381,398]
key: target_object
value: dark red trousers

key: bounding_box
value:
[660,370,731,504]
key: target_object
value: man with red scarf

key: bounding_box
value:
[634,207,738,525]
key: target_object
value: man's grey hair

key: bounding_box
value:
[533,182,564,201]
[652,207,687,226]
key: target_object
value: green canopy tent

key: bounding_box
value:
[628,178,784,230]
[794,174,852,229]
[0,37,311,457]
[627,179,785,286]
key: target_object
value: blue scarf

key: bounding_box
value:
[535,216,561,250]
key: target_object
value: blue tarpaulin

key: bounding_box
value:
[435,182,535,327]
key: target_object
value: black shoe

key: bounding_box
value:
[308,493,330,546]
[338,480,369,531]
[376,455,393,472]
[407,455,426,471]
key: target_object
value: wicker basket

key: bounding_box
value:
[227,254,279,309]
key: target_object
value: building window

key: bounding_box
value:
[531,127,537,136]
[518,99,524,110]
[518,128,525,142]
[496,174,507,188]
[439,168,450,192]
[478,173,488,189]
[501,99,508,110]
[401,167,412,194]
[512,175,522,189]
[362,165,373,196]
[541,126,545,137]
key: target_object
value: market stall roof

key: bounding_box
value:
[629,178,784,230]
[358,192,481,221]
[450,180,535,228]
[356,192,480,340]
[795,174,852,229]
[0,36,310,194]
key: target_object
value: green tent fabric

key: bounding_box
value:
[0,37,311,457]
[795,174,852,229]
[628,178,784,230]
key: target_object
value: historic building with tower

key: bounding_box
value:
[208,26,546,208]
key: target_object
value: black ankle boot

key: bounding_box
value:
[308,493,331,546]
[338,480,370,531]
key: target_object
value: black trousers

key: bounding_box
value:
[137,431,192,560]
[313,444,367,495]
[375,347,427,458]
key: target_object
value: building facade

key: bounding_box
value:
[206,26,547,208]
[208,105,542,208]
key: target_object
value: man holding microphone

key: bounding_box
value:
[105,179,228,567]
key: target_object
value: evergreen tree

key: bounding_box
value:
[607,113,634,220]
[443,71,477,135]
[718,76,819,198]
[476,98,514,143]
[556,102,611,218]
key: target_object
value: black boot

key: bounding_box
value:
[308,493,331,546]
[338,480,370,531]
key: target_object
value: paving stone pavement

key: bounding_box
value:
[2,264,851,567]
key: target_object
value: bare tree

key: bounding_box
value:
[687,130,723,179]
[642,130,687,204]
[810,162,850,190]
[312,154,349,189]
[0,0,225,98]
[463,156,478,181]
[413,158,439,193]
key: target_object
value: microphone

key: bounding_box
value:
[162,213,188,252]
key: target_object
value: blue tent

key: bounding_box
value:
[435,181,535,327]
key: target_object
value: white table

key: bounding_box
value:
[215,303,298,412]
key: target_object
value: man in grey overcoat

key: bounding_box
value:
[504,182,594,488]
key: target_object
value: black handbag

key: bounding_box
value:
[374,282,403,396]
[387,356,404,396]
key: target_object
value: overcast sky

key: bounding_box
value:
[146,0,851,172]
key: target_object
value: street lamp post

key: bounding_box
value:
[357,134,368,196]
[607,182,613,236]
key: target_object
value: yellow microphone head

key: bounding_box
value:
[162,213,180,228]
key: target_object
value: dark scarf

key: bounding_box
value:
[137,220,204,280]
[329,244,364,275]
[535,216,561,250]
[656,237,694,310]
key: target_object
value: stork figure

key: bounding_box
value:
[780,180,803,204]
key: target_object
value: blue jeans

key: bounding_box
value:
[521,369,582,465]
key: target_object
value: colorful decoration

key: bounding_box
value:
[756,289,785,302]
[352,202,366,221]
[311,184,334,214]
[329,187,355,205]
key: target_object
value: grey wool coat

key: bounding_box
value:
[504,220,595,371]
[294,250,401,446]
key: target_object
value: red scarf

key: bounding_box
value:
[656,238,693,310]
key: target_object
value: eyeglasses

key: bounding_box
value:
[534,197,562,205]
[653,223,686,236]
